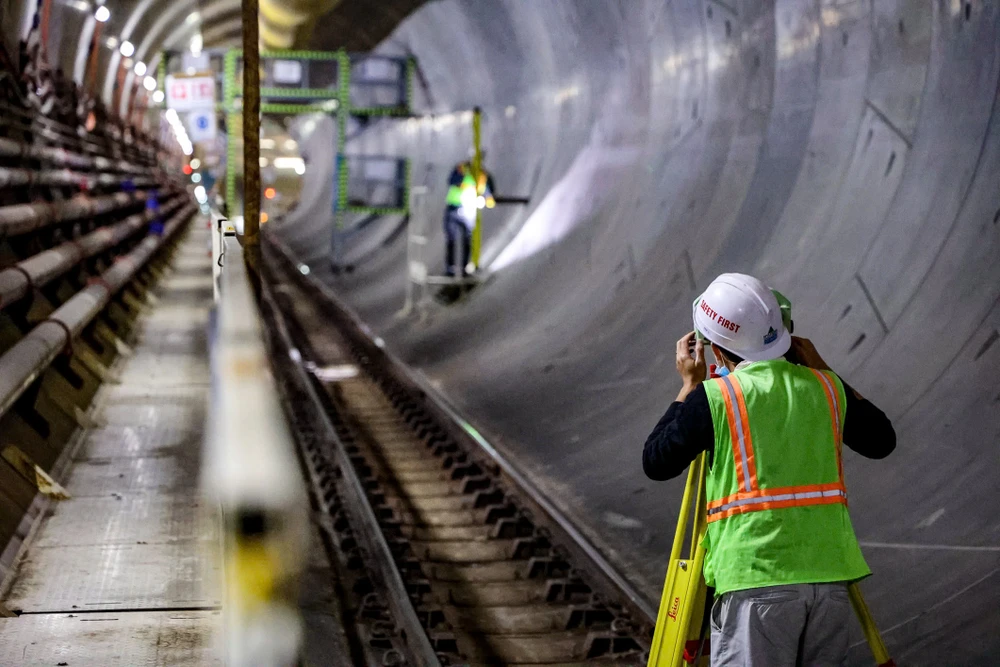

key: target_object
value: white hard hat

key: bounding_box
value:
[693,273,791,362]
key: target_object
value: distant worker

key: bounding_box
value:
[642,273,895,666]
[443,153,495,277]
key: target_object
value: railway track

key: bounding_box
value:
[260,239,653,666]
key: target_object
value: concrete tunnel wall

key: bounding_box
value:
[275,1,1000,662]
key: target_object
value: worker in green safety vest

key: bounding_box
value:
[642,273,896,666]
[443,155,495,277]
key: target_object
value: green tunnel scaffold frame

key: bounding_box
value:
[222,49,415,220]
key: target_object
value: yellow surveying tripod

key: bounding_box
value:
[647,452,897,667]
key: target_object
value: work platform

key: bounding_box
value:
[0,224,222,666]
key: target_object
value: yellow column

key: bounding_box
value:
[470,107,483,271]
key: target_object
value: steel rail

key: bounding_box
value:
[0,196,184,311]
[258,268,443,667]
[265,231,659,626]
[0,137,154,176]
[0,189,160,240]
[0,204,196,420]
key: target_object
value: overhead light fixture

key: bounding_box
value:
[190,158,201,170]
[119,40,135,57]
[259,157,269,168]
[191,173,202,183]
[133,61,146,76]
[152,90,164,103]
[143,76,157,91]
[94,6,110,23]
[260,138,275,149]
[284,139,298,151]
[190,34,203,55]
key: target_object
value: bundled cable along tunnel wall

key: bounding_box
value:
[272,1,1000,663]
[0,49,196,587]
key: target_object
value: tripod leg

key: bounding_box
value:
[848,583,895,667]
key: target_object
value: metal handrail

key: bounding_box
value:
[0,196,184,311]
[0,204,195,420]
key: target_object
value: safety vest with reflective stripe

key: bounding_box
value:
[446,164,489,207]
[701,359,870,595]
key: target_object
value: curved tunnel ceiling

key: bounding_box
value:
[273,1,1000,664]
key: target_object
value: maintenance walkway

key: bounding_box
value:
[0,224,222,666]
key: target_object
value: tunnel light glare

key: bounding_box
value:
[119,41,135,58]
[273,157,304,171]
[298,264,311,276]
[190,158,201,170]
[554,85,581,104]
[260,138,276,149]
[294,164,306,175]
[310,364,358,382]
[94,6,110,22]
[259,157,269,167]
[190,34,203,55]
[191,173,202,183]
[105,36,119,49]
[152,90,164,103]
[374,337,385,349]
[133,61,147,76]
[185,12,201,26]
[143,76,157,91]
[67,0,90,12]
[284,139,298,151]
[194,185,208,204]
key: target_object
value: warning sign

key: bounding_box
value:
[166,75,216,111]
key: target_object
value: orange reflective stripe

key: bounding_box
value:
[728,376,759,490]
[707,492,847,524]
[717,377,750,493]
[706,481,846,511]
[810,368,843,482]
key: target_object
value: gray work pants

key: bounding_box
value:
[710,583,850,667]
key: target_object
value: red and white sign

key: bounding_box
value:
[165,75,216,111]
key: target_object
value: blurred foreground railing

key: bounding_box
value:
[204,213,308,667]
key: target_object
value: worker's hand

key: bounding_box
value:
[675,331,706,402]
[789,336,831,371]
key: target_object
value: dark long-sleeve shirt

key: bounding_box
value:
[642,377,896,481]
